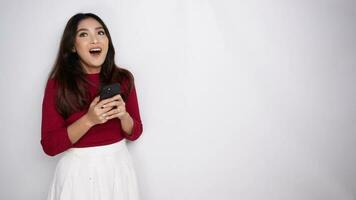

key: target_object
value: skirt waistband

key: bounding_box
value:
[65,140,127,157]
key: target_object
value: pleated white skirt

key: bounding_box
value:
[46,139,140,200]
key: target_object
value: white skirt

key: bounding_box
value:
[46,139,140,200]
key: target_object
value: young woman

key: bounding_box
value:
[41,13,143,200]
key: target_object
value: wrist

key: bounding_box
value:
[119,112,131,121]
[83,113,95,128]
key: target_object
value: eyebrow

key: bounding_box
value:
[76,27,104,33]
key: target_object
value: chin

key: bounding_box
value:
[91,61,105,67]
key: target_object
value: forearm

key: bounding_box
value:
[67,114,94,144]
[120,112,134,136]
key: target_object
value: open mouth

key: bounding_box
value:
[89,48,102,56]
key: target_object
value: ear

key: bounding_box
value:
[72,47,76,53]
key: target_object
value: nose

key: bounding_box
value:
[90,34,98,44]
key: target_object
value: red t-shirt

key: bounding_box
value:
[40,73,143,156]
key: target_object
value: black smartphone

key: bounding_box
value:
[100,83,121,101]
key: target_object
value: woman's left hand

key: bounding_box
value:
[100,94,129,120]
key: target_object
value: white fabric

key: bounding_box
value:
[46,140,140,200]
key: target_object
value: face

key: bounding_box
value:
[73,18,109,74]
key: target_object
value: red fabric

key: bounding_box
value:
[40,73,143,156]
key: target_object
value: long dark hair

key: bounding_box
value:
[48,13,134,119]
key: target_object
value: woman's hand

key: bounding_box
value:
[100,94,129,120]
[85,96,111,126]
[85,95,129,126]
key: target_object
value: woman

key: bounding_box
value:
[41,13,143,200]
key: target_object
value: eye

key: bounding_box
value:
[98,30,106,35]
[79,32,88,37]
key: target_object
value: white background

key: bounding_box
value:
[0,0,356,199]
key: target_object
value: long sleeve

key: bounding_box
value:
[40,80,73,156]
[124,83,143,141]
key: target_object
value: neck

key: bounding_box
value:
[83,67,101,74]
[81,62,101,74]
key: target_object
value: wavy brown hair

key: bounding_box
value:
[48,13,133,119]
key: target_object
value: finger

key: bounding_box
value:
[103,108,119,117]
[105,94,123,104]
[105,113,119,120]
[96,95,121,108]
[104,106,125,116]
[98,116,108,124]
[105,112,127,120]
[98,111,113,122]
[113,94,123,102]
[90,96,100,107]
[94,105,112,114]
[98,114,105,121]
[103,101,125,108]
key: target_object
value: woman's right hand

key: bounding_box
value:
[85,96,114,126]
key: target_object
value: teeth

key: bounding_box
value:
[89,48,102,52]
